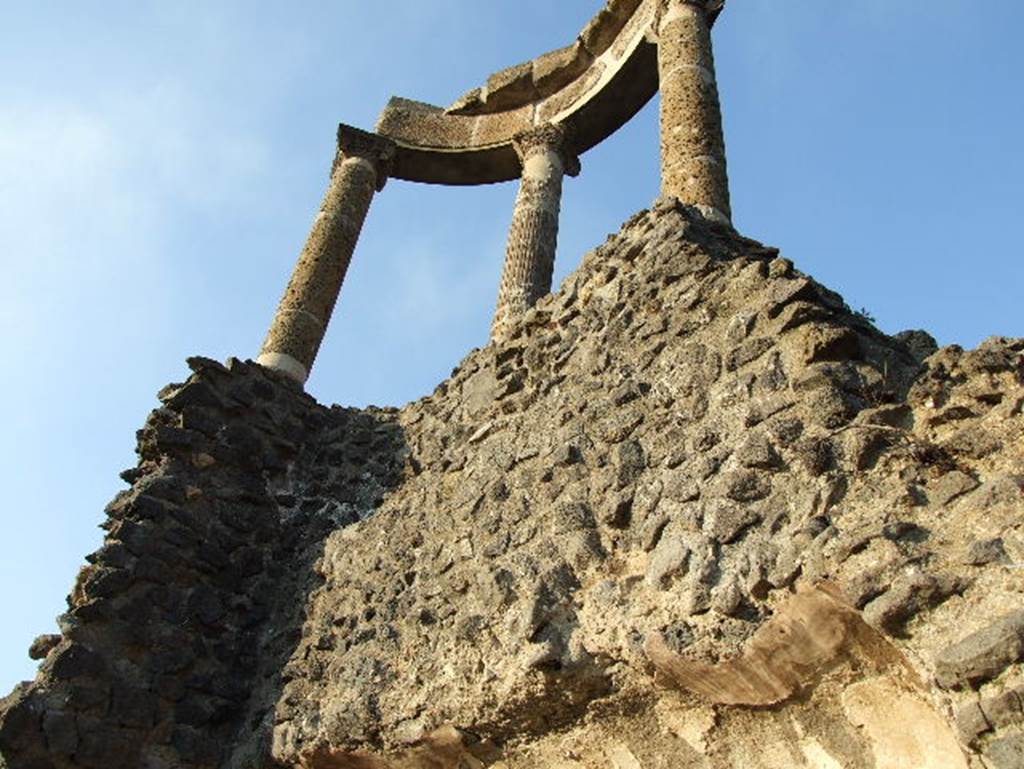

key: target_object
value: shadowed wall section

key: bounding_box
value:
[0,359,408,769]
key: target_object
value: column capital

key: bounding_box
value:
[512,123,581,178]
[335,124,397,191]
[657,0,724,27]
[661,0,724,11]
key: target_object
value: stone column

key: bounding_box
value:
[658,0,731,224]
[258,125,395,384]
[491,123,580,341]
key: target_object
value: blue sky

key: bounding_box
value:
[0,1,1021,692]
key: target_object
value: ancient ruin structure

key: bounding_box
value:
[257,127,396,384]
[491,124,580,340]
[657,0,729,222]
[4,2,1024,769]
[260,0,731,384]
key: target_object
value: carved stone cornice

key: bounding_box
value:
[335,124,397,191]
[512,123,581,178]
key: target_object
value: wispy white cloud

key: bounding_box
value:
[0,81,271,335]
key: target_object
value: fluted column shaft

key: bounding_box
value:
[491,124,580,341]
[258,125,395,384]
[658,0,731,224]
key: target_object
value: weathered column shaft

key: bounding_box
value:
[658,0,731,223]
[491,124,579,341]
[258,126,394,384]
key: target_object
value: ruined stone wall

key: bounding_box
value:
[2,201,1022,769]
[0,359,405,769]
[270,203,1024,768]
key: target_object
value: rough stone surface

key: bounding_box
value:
[2,200,1023,768]
[935,611,1024,690]
[987,734,1024,769]
[0,356,406,769]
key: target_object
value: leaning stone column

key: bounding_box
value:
[258,125,395,384]
[658,0,731,224]
[491,123,580,341]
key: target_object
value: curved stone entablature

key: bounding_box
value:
[258,0,730,385]
[376,0,723,186]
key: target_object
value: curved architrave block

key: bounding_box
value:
[376,0,722,186]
